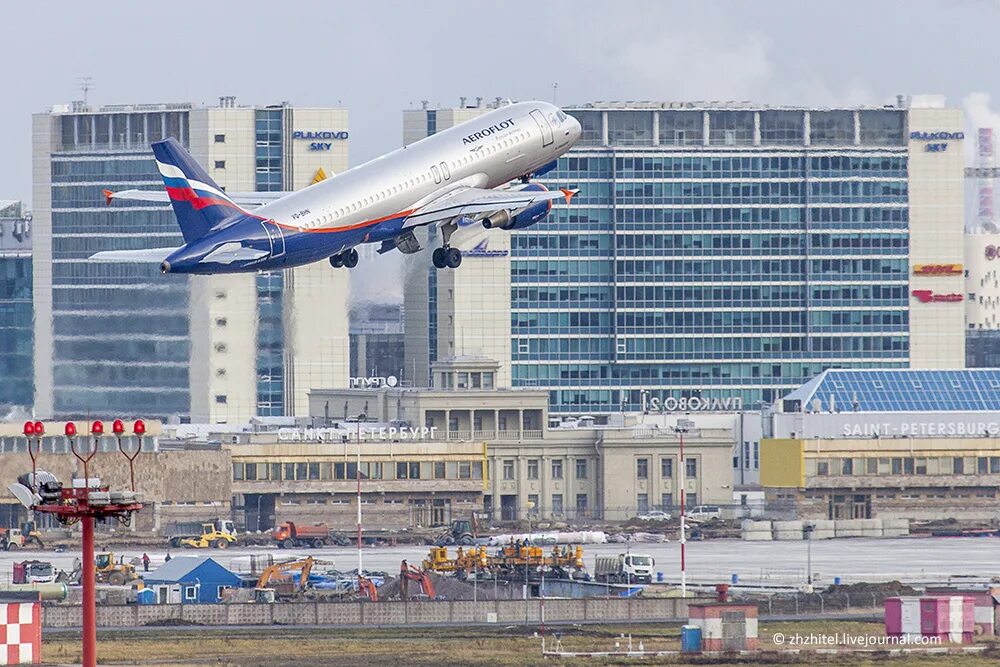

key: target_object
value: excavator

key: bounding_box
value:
[398,561,435,600]
[256,556,314,599]
[358,575,379,602]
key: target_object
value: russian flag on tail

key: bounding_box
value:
[152,138,246,243]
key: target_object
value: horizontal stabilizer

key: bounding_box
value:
[88,247,179,263]
[104,188,288,209]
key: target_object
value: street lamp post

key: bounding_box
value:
[524,499,535,625]
[356,412,367,583]
[674,418,695,599]
[804,523,815,586]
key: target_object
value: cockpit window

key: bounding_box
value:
[556,110,568,122]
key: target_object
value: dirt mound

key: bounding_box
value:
[378,572,516,600]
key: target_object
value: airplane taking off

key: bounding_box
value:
[91,102,581,274]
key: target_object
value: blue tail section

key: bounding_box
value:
[151,138,244,243]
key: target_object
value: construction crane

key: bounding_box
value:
[256,556,315,597]
[398,561,436,599]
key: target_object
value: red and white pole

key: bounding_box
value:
[356,417,364,582]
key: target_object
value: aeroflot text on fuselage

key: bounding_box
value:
[463,119,516,144]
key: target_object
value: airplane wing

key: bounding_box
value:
[402,186,577,229]
[88,247,179,262]
[103,189,289,208]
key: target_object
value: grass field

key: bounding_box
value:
[39,621,1000,666]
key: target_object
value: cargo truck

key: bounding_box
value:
[594,553,655,584]
[272,522,334,548]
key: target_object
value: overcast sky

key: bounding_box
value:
[2,0,999,205]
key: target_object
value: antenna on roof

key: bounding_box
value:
[78,77,94,107]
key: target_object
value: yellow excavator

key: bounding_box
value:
[256,556,315,599]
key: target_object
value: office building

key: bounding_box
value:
[966,232,1000,367]
[349,302,404,379]
[32,98,350,422]
[762,368,1000,521]
[405,96,966,413]
[0,201,33,411]
[401,99,505,387]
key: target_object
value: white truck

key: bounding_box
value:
[594,553,655,584]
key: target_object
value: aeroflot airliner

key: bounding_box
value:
[92,101,581,273]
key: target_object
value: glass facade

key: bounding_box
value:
[521,107,910,413]
[0,205,33,409]
[50,110,191,418]
[254,109,286,415]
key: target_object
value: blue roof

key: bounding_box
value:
[145,557,236,583]
[782,369,1000,413]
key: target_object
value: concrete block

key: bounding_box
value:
[741,520,772,532]
[742,530,773,541]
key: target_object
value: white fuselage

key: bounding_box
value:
[261,101,578,235]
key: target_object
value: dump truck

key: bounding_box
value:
[12,560,53,584]
[594,553,655,584]
[272,522,333,548]
[0,522,44,550]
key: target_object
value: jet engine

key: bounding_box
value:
[481,183,552,231]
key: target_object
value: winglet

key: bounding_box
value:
[103,189,114,206]
[560,188,579,205]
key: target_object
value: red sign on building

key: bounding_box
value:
[912,290,963,303]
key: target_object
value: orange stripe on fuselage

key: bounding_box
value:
[269,208,417,234]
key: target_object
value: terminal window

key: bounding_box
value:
[575,459,587,479]
[636,458,649,479]
[503,460,515,480]
[214,134,225,143]
[551,460,563,480]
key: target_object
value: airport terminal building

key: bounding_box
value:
[761,368,1000,521]
[32,98,351,421]
[404,97,966,415]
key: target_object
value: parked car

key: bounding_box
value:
[636,510,672,521]
[686,505,722,521]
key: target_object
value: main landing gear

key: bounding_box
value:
[431,218,462,270]
[432,246,462,269]
[329,248,359,269]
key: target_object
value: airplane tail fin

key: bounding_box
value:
[151,138,244,243]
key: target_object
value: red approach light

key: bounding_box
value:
[33,421,44,435]
[112,419,125,435]
[64,422,77,437]
[133,419,146,436]
[22,421,34,436]
[91,420,104,435]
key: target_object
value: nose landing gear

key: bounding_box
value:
[329,248,359,269]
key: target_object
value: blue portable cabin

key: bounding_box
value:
[143,556,241,604]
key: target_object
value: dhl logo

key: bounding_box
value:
[913,264,963,276]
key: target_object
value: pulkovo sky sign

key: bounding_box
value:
[910,130,964,153]
[293,130,349,151]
